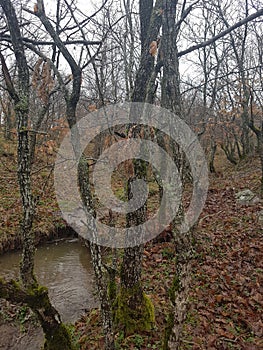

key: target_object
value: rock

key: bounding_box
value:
[235,189,260,205]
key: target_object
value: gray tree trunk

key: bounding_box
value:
[160,1,194,349]
[0,1,74,349]
[34,2,115,347]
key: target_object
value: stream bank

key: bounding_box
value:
[0,223,73,255]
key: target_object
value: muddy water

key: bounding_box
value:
[0,239,98,322]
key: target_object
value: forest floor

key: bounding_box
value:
[0,132,262,349]
[74,155,263,350]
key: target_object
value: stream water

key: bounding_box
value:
[0,239,98,323]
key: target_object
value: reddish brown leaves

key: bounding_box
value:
[182,159,263,349]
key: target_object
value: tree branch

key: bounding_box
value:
[33,0,80,75]
[0,51,19,102]
[178,8,263,57]
[0,34,101,46]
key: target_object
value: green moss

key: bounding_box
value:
[108,278,117,303]
[15,96,29,113]
[162,273,180,349]
[27,284,47,296]
[17,284,75,350]
[26,284,50,309]
[162,312,174,350]
[113,186,128,201]
[168,274,180,306]
[113,286,155,335]
[64,324,81,350]
[44,323,74,350]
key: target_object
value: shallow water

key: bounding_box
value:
[0,239,98,323]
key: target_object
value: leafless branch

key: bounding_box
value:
[0,34,101,46]
[178,8,263,57]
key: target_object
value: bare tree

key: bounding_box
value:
[0,1,75,349]
[30,1,116,348]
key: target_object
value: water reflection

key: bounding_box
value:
[0,239,98,323]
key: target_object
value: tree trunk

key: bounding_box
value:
[35,2,115,347]
[0,280,73,350]
[209,139,217,173]
[0,1,75,349]
[131,0,162,103]
[115,0,163,334]
[78,157,115,349]
[114,176,155,335]
[259,134,263,197]
[0,96,13,140]
[160,1,194,348]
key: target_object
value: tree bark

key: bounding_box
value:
[160,0,181,116]
[0,1,75,349]
[34,2,115,348]
[160,1,193,349]
[131,0,163,103]
[0,279,73,350]
[115,0,163,335]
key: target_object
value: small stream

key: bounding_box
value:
[0,239,98,323]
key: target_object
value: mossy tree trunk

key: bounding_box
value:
[0,1,75,349]
[114,176,155,335]
[114,0,163,334]
[0,280,73,350]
